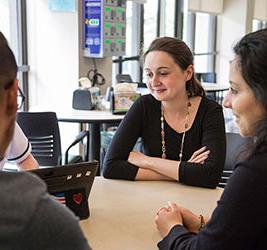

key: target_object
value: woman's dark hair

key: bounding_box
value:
[0,32,18,89]
[234,28,267,156]
[142,37,205,98]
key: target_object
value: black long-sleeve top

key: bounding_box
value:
[158,152,267,250]
[103,94,226,188]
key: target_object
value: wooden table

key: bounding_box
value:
[81,177,223,250]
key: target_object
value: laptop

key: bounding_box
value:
[30,161,98,220]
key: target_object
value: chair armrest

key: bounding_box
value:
[64,130,89,164]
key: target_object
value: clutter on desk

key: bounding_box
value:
[72,77,101,110]
[95,95,110,111]
[114,83,138,93]
[111,83,141,114]
[105,86,114,102]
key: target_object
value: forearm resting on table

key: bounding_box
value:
[135,168,173,180]
[140,157,180,181]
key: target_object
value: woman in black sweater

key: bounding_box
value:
[103,37,226,189]
[155,28,267,250]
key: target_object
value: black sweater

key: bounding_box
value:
[158,153,267,250]
[103,94,226,188]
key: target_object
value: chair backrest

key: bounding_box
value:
[116,74,133,83]
[218,132,252,188]
[195,72,216,83]
[207,89,227,105]
[17,112,62,166]
[201,72,216,83]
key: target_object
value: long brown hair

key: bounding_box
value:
[142,37,205,98]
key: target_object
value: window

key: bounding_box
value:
[0,0,29,110]
[253,19,267,31]
[0,1,11,40]
[143,0,158,51]
[162,0,175,37]
[112,0,183,84]
[185,12,217,74]
[112,1,143,84]
[0,0,20,63]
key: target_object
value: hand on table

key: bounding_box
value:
[155,202,183,238]
[179,206,204,233]
[155,202,205,238]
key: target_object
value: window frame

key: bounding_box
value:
[186,11,217,74]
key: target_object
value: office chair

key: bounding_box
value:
[201,72,216,102]
[116,73,147,88]
[201,72,216,83]
[218,132,252,188]
[195,72,216,83]
[206,88,227,105]
[116,74,133,83]
[195,73,202,82]
[17,112,89,166]
[199,72,225,105]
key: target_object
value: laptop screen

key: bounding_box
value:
[30,161,98,220]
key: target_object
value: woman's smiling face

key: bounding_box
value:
[223,58,266,136]
[144,51,193,102]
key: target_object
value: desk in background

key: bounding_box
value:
[30,106,124,174]
[81,177,223,250]
[202,82,229,92]
[202,82,229,105]
[56,110,124,174]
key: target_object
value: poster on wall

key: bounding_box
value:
[84,0,103,57]
[48,0,76,12]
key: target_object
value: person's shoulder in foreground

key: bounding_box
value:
[0,171,91,250]
[0,31,90,250]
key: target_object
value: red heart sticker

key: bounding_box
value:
[73,193,83,205]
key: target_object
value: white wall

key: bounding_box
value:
[27,0,79,110]
[27,0,113,108]
[27,0,80,154]
[216,0,254,85]
[26,0,113,154]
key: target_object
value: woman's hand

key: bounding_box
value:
[179,207,204,233]
[128,151,149,168]
[155,202,183,238]
[188,146,210,164]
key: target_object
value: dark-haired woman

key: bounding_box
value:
[155,29,267,249]
[103,37,226,189]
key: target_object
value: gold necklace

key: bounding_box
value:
[160,100,191,161]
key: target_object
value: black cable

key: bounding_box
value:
[86,58,106,86]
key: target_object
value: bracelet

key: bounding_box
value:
[198,214,205,231]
